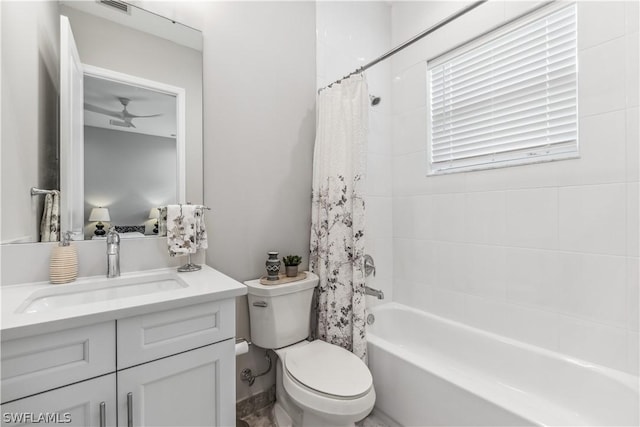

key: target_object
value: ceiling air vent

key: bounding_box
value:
[97,0,130,14]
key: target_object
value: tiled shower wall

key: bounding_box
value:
[391,1,639,375]
[316,1,393,305]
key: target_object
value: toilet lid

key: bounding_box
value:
[284,340,372,398]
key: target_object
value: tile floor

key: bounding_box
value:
[238,403,388,427]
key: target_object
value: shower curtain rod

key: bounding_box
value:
[318,0,487,93]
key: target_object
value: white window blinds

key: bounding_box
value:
[428,4,578,174]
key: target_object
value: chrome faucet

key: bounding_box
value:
[363,255,383,299]
[365,286,384,300]
[106,227,120,278]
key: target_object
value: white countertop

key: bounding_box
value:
[1,265,247,340]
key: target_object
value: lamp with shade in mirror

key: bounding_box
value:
[89,207,111,236]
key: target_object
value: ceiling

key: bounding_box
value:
[84,75,177,139]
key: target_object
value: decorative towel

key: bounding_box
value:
[158,206,168,236]
[167,204,208,256]
[40,191,60,242]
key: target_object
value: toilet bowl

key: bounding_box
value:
[276,340,375,426]
[244,272,375,427]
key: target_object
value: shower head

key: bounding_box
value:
[370,95,381,106]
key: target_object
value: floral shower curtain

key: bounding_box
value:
[310,74,369,361]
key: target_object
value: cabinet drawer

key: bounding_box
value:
[117,299,234,368]
[1,322,116,403]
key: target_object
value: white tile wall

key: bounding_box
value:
[558,184,627,255]
[626,31,639,108]
[628,182,640,257]
[628,107,640,182]
[392,152,430,196]
[366,154,393,197]
[577,1,626,50]
[505,188,558,250]
[505,248,561,309]
[391,63,426,115]
[433,241,467,293]
[390,0,640,375]
[392,108,427,156]
[628,331,639,376]
[628,256,640,332]
[627,0,640,34]
[366,196,393,239]
[578,36,627,117]
[430,193,466,242]
[368,110,392,156]
[464,244,507,299]
[554,252,627,328]
[465,191,507,245]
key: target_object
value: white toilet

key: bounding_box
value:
[244,272,375,427]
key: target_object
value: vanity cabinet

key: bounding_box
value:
[1,300,235,427]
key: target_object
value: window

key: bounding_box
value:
[427,4,578,175]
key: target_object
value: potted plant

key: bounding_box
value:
[282,255,302,277]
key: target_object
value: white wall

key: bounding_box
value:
[391,1,639,375]
[0,1,59,243]
[83,126,177,238]
[316,1,393,307]
[201,2,317,401]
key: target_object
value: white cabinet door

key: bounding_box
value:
[117,340,234,427]
[1,374,116,427]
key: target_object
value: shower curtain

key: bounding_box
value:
[310,74,369,361]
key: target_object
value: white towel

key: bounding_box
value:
[40,191,60,242]
[167,204,208,256]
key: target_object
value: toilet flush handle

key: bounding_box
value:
[253,301,268,307]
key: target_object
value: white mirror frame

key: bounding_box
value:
[59,15,85,240]
[60,61,186,239]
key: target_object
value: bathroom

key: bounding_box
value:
[1,0,638,426]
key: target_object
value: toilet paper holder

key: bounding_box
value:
[235,337,250,355]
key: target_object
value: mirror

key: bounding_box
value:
[0,0,203,244]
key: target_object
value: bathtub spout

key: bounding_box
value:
[365,286,384,299]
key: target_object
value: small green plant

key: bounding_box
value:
[282,255,302,266]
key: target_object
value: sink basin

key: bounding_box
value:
[16,273,188,314]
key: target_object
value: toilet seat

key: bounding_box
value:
[284,340,372,398]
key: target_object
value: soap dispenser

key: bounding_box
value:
[49,231,78,284]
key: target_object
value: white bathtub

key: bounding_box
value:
[367,303,639,427]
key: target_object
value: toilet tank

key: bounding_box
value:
[244,272,319,349]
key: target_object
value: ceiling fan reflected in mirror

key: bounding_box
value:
[84,97,162,129]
